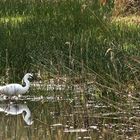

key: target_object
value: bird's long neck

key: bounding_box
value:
[22,78,30,92]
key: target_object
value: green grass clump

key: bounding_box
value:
[0,0,139,90]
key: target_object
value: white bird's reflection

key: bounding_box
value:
[0,103,33,125]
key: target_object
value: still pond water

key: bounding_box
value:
[0,90,139,140]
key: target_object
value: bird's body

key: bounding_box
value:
[0,84,27,96]
[0,73,33,96]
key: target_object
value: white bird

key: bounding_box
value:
[0,73,33,96]
[0,103,33,125]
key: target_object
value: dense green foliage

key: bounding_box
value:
[0,0,139,87]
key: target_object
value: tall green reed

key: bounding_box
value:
[0,0,139,89]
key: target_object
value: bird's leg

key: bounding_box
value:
[11,96,19,100]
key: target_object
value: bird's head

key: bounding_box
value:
[24,73,34,82]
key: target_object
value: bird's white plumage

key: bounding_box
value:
[0,73,33,96]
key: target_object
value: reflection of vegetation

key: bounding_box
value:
[0,93,139,140]
[0,0,139,93]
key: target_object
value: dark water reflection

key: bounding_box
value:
[0,92,140,140]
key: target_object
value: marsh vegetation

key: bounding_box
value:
[0,0,140,139]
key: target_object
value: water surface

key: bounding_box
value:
[0,91,139,140]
